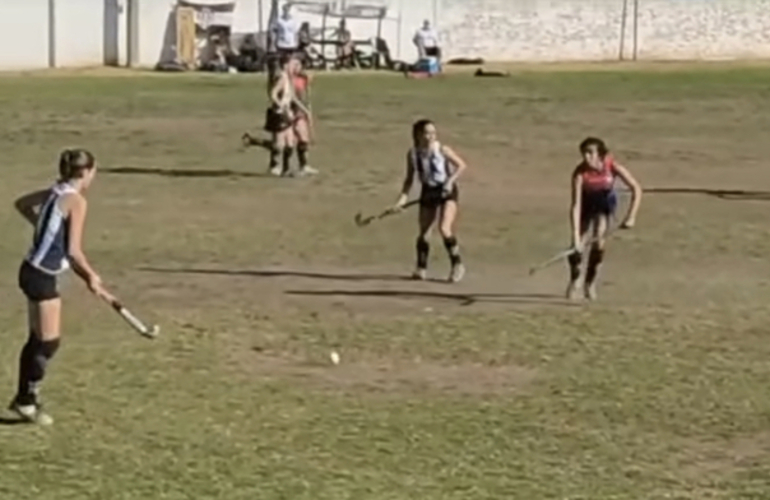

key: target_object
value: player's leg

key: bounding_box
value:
[414,202,438,280]
[584,213,610,301]
[12,264,60,425]
[438,193,464,283]
[264,108,284,176]
[566,199,592,300]
[279,127,296,177]
[294,118,317,176]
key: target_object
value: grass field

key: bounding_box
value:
[2,65,770,499]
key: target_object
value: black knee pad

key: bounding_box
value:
[588,246,604,267]
[297,141,309,153]
[442,236,457,250]
[568,252,582,267]
[39,338,60,359]
[416,237,429,252]
[282,146,294,157]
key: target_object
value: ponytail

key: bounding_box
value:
[59,148,96,181]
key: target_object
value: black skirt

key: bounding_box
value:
[19,261,59,302]
[420,184,459,208]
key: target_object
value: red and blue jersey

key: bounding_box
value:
[579,155,617,193]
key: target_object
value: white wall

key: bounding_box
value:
[0,1,50,70]
[0,0,117,71]
[5,0,770,71]
[55,0,106,67]
[437,0,770,62]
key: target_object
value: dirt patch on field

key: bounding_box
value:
[675,432,770,482]
[236,350,537,397]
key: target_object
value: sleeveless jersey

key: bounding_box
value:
[580,155,617,193]
[411,142,451,188]
[292,74,310,114]
[271,71,295,110]
[26,182,76,275]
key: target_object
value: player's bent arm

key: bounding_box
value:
[65,194,99,283]
[397,152,416,206]
[14,189,49,226]
[442,145,467,185]
[614,163,642,224]
[270,74,286,108]
[570,172,583,247]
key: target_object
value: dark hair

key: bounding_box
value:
[412,119,433,146]
[59,149,96,181]
[579,137,608,158]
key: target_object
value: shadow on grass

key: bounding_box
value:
[285,289,573,307]
[101,166,267,178]
[139,267,576,306]
[0,417,28,426]
[138,267,420,282]
[644,187,770,201]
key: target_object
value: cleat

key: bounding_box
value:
[10,401,53,426]
[449,263,465,283]
[298,165,319,176]
[412,268,427,281]
[584,282,598,301]
[566,279,581,300]
[269,166,283,177]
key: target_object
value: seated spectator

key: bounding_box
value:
[335,19,357,69]
[297,22,322,68]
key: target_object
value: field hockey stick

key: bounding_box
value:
[354,199,420,227]
[528,246,580,276]
[102,294,159,339]
[528,226,619,276]
[304,79,316,143]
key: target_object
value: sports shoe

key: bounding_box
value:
[584,282,598,301]
[9,401,53,426]
[449,263,465,283]
[298,165,319,176]
[565,279,581,300]
[269,165,282,177]
[412,268,427,281]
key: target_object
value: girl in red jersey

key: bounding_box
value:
[289,58,317,176]
[567,137,642,300]
[263,55,317,177]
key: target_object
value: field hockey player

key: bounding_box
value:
[567,137,642,300]
[394,119,468,283]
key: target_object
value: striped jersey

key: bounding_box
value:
[25,182,76,275]
[410,142,452,188]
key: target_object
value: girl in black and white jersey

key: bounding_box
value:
[9,149,112,425]
[394,119,468,282]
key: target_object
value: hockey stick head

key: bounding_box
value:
[143,324,160,339]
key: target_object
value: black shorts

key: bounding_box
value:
[18,261,59,302]
[263,106,293,133]
[420,184,459,208]
[581,190,617,232]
